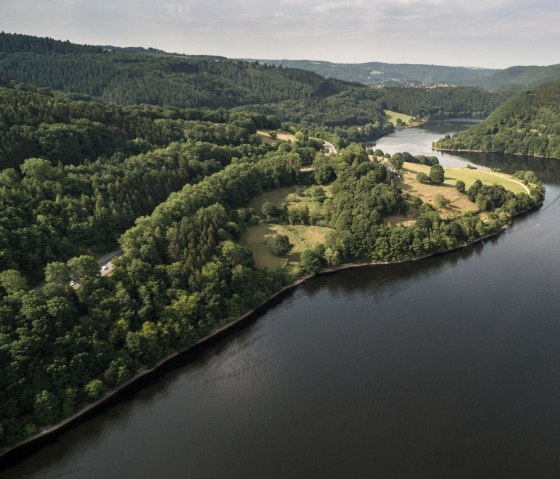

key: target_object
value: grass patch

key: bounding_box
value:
[248,186,297,212]
[384,210,418,227]
[248,184,333,218]
[257,129,296,145]
[241,223,332,271]
[243,185,334,270]
[384,110,419,127]
[444,168,530,195]
[387,162,530,223]
[399,163,476,219]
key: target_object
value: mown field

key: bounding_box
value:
[242,161,531,266]
[241,223,332,270]
[247,185,332,216]
[384,110,419,127]
[241,185,332,270]
[256,129,296,144]
[385,162,529,224]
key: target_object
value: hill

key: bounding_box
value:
[434,81,560,159]
[0,32,404,143]
[257,59,498,86]
[0,33,362,111]
[467,64,560,91]
[379,86,503,119]
[0,32,511,147]
[258,59,560,94]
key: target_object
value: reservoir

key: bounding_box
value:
[4,121,560,479]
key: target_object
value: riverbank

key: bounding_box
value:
[0,274,315,463]
[433,146,559,161]
[0,200,542,465]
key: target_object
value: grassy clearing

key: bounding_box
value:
[256,129,296,144]
[384,110,419,127]
[444,168,529,195]
[384,162,528,224]
[244,162,528,263]
[400,162,478,219]
[248,186,297,212]
[241,223,332,271]
[383,210,418,227]
[248,184,333,217]
[243,184,334,271]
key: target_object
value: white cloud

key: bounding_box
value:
[0,0,558,67]
[165,3,192,16]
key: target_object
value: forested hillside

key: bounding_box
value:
[260,58,560,93]
[0,33,505,135]
[259,59,498,86]
[434,81,560,159]
[467,64,560,91]
[0,133,544,449]
[0,84,239,169]
[379,86,503,119]
[0,154,299,448]
[0,80,326,447]
[0,83,282,282]
[0,33,353,110]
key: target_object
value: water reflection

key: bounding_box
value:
[374,119,560,184]
[306,241,486,302]
[459,152,560,184]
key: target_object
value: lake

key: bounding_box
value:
[4,121,560,479]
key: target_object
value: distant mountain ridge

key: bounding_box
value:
[0,32,503,129]
[256,59,560,92]
[0,32,355,110]
[3,32,558,92]
[467,64,560,90]
[254,59,499,86]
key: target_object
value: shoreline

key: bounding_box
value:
[0,203,542,465]
[433,146,558,161]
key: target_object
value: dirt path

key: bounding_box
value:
[485,171,531,195]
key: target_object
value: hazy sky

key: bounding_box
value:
[1,0,559,68]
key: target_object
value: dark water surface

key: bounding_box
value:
[4,122,560,479]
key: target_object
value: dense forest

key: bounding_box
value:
[378,86,504,119]
[0,144,304,447]
[0,83,283,282]
[434,81,560,159]
[0,33,360,110]
[0,33,506,134]
[468,64,560,91]
[0,83,258,169]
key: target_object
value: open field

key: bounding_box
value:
[241,223,332,270]
[384,110,419,127]
[444,168,530,195]
[257,129,296,144]
[246,163,527,259]
[402,162,478,218]
[384,162,528,224]
[248,186,297,211]
[248,184,332,217]
[243,184,333,270]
